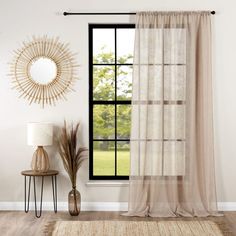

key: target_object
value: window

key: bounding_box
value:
[89,24,135,180]
[130,27,186,177]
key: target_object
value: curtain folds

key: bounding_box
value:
[125,11,219,217]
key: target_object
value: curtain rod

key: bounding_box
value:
[63,11,215,16]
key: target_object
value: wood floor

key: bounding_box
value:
[0,211,235,236]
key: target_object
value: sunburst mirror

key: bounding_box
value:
[9,36,78,107]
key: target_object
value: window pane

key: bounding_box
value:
[138,28,163,64]
[93,105,115,139]
[93,66,115,100]
[93,141,115,175]
[117,29,135,64]
[164,65,186,101]
[93,29,115,64]
[135,65,162,101]
[117,141,130,176]
[117,66,132,100]
[163,141,185,176]
[117,105,131,139]
[164,28,186,64]
[164,105,185,139]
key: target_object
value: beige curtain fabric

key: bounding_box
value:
[126,11,219,217]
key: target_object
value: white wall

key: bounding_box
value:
[0,0,235,205]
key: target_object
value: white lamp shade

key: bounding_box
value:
[27,123,53,146]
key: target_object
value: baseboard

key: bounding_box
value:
[0,202,128,211]
[217,202,236,211]
[0,202,235,211]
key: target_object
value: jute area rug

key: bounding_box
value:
[45,220,231,236]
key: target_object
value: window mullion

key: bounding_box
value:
[114,27,117,177]
[89,25,94,180]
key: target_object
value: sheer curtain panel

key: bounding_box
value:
[126,11,219,217]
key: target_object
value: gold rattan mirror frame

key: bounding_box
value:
[10,36,78,107]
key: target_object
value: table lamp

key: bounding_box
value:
[27,123,53,172]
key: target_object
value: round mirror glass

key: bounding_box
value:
[29,58,57,84]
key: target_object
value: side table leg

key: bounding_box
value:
[24,176,31,213]
[52,175,57,213]
[33,176,44,218]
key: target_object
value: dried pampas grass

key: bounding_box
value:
[58,121,88,188]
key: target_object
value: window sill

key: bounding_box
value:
[86,180,129,187]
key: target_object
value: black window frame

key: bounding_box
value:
[89,24,135,180]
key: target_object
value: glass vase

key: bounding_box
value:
[68,188,81,216]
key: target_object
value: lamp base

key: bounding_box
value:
[31,146,50,172]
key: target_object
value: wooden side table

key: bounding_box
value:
[21,170,58,218]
